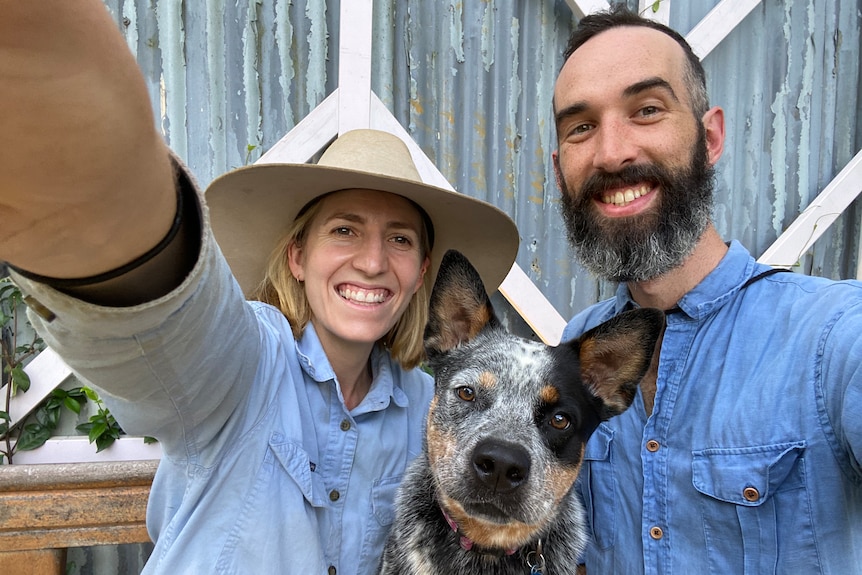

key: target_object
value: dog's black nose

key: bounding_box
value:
[471,439,531,493]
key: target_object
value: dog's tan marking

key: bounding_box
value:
[425,419,457,466]
[540,385,560,404]
[580,338,643,413]
[477,371,497,389]
[427,292,494,352]
[441,497,544,550]
[545,451,583,502]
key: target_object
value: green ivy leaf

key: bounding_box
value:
[143,436,158,444]
[652,0,661,12]
[11,365,30,393]
[83,387,100,402]
[88,420,108,443]
[63,396,82,415]
[17,423,52,451]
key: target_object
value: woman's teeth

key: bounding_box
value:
[339,288,386,303]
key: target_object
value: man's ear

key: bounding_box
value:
[551,150,564,192]
[702,106,725,166]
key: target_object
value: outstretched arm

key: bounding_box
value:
[0,0,181,299]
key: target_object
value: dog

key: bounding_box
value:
[378,249,664,574]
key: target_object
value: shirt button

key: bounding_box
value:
[329,489,340,502]
[646,440,660,452]
[743,487,760,502]
[340,419,351,431]
[328,567,336,575]
[650,526,664,540]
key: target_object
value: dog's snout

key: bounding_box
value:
[471,439,531,493]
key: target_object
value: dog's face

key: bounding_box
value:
[423,250,663,551]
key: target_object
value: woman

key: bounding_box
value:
[8,75,517,575]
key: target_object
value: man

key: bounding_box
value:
[553,6,862,574]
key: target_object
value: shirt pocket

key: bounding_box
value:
[691,441,810,575]
[357,475,403,574]
[216,433,328,574]
[580,424,616,550]
[371,475,402,526]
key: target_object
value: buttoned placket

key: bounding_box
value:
[641,311,697,575]
[321,382,359,572]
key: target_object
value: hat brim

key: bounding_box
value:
[205,163,519,297]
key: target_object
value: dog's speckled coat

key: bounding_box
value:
[379,250,664,574]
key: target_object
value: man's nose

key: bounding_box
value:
[591,120,638,173]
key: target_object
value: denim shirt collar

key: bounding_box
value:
[294,323,409,413]
[614,240,764,320]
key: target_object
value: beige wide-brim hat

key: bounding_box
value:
[205,129,519,297]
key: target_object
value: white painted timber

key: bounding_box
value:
[11,436,161,464]
[255,90,339,164]
[498,265,567,346]
[337,0,373,133]
[685,0,763,60]
[757,149,862,268]
[564,0,610,19]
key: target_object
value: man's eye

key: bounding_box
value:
[639,105,660,117]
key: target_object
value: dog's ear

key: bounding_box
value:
[575,308,665,419]
[424,249,500,357]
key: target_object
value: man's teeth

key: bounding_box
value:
[601,186,648,207]
[340,288,386,303]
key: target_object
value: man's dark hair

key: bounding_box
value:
[563,4,710,118]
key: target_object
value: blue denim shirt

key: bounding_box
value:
[13,202,433,574]
[563,241,862,574]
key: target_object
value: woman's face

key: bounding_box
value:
[287,188,429,356]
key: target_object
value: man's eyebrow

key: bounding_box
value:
[554,101,589,125]
[623,77,679,102]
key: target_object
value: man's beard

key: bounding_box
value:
[559,129,715,282]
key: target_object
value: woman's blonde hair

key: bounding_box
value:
[250,194,432,370]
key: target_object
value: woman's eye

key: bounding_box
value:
[456,387,476,402]
[549,413,570,430]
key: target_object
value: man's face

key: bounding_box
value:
[552,26,720,282]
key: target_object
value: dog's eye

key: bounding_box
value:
[549,413,570,430]
[456,386,476,402]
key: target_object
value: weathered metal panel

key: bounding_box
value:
[67,1,862,568]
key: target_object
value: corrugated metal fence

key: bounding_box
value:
[65,0,860,571]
